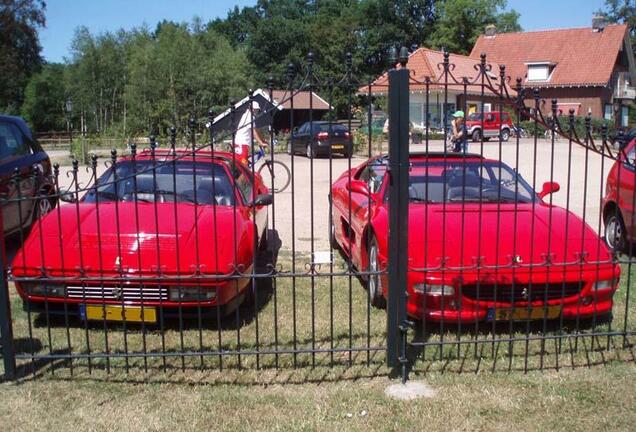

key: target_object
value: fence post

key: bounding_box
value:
[0,210,16,380]
[387,47,410,369]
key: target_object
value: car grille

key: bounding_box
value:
[461,282,583,303]
[67,285,168,302]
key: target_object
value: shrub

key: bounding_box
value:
[519,116,615,140]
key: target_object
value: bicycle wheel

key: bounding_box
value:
[258,159,291,193]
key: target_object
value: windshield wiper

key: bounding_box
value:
[153,189,197,204]
[410,196,435,203]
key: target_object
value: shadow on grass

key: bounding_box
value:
[398,313,633,378]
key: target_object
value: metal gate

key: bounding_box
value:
[1,48,634,381]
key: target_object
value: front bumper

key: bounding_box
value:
[402,266,620,323]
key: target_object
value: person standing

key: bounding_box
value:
[234,101,268,164]
[451,110,468,153]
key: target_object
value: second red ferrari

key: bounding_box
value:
[330,152,620,323]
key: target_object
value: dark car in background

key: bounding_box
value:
[287,121,353,158]
[0,115,56,237]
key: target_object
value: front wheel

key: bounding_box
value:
[35,189,55,220]
[367,235,386,309]
[500,129,510,142]
[258,160,291,193]
[605,210,627,253]
[472,129,481,142]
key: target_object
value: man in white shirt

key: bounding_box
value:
[234,101,268,164]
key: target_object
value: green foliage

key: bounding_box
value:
[428,0,521,54]
[21,63,67,131]
[5,0,522,135]
[519,116,617,139]
[0,0,46,113]
[599,0,636,47]
[63,23,251,137]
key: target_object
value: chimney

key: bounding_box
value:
[485,24,497,37]
[592,14,607,32]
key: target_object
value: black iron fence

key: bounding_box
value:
[1,48,634,382]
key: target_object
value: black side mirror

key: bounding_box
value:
[59,189,77,203]
[249,193,273,207]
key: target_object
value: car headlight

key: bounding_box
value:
[169,286,216,301]
[593,280,615,292]
[413,284,454,296]
[23,283,66,297]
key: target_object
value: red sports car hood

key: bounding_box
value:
[12,202,254,278]
[407,203,612,269]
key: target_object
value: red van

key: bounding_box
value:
[465,111,513,142]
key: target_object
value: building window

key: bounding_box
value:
[409,103,423,128]
[604,104,613,120]
[527,64,550,81]
[621,106,629,127]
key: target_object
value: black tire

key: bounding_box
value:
[258,160,291,193]
[343,145,353,158]
[367,235,386,309]
[328,200,338,250]
[472,129,481,142]
[604,209,627,253]
[306,143,316,159]
[500,128,510,142]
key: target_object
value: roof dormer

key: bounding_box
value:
[526,62,556,82]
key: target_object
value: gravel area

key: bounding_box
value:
[54,138,611,254]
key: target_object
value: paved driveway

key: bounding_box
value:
[55,138,612,254]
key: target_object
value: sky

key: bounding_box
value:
[40,0,609,63]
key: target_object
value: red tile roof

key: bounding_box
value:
[362,48,513,96]
[470,24,629,87]
[270,90,331,110]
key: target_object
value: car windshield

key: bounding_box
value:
[84,160,235,206]
[467,113,483,121]
[408,160,536,203]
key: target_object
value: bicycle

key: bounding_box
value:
[543,128,561,141]
[248,144,291,193]
[512,124,529,139]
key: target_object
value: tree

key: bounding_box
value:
[356,0,438,77]
[600,0,635,47]
[428,0,521,54]
[0,0,46,113]
[21,63,67,131]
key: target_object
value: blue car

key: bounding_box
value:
[0,115,56,237]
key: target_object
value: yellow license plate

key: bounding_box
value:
[332,145,344,149]
[488,305,562,321]
[84,304,157,323]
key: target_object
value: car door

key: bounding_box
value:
[0,120,38,234]
[333,160,386,267]
[292,123,309,153]
[618,143,636,237]
[484,113,496,137]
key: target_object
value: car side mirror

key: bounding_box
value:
[346,179,370,196]
[59,189,77,203]
[538,181,560,199]
[249,193,273,207]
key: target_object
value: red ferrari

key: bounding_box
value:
[10,149,272,322]
[330,152,620,323]
[602,137,636,253]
